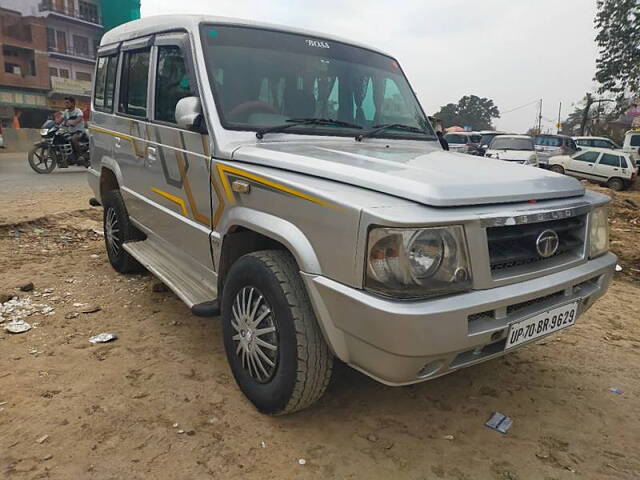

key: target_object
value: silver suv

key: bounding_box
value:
[88,15,616,414]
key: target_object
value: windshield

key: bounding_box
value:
[535,136,562,147]
[480,133,499,145]
[490,137,534,150]
[200,24,434,140]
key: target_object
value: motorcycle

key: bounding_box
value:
[28,118,90,174]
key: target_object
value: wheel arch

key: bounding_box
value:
[98,157,124,199]
[217,207,322,295]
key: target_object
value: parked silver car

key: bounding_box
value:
[534,134,579,167]
[88,15,616,414]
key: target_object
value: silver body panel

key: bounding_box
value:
[88,15,616,386]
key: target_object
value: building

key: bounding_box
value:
[101,0,140,32]
[0,6,50,128]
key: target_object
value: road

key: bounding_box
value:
[0,152,92,225]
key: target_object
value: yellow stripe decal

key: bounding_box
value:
[151,187,188,216]
[216,164,337,209]
[88,125,133,142]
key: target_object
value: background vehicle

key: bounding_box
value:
[477,130,508,155]
[573,136,620,150]
[485,135,538,166]
[28,120,89,174]
[534,134,579,167]
[622,130,640,163]
[548,147,636,190]
[444,132,482,154]
[0,123,4,148]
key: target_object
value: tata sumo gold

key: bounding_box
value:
[88,16,616,414]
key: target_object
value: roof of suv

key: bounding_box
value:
[100,14,391,56]
[575,147,631,156]
[573,136,613,141]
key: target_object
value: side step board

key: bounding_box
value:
[123,240,219,316]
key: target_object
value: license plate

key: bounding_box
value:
[505,302,578,349]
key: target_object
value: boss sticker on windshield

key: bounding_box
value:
[305,39,330,49]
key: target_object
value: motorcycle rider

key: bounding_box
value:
[62,96,86,162]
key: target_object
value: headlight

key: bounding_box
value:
[589,206,609,258]
[40,128,49,136]
[366,226,472,298]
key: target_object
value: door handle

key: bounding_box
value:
[613,168,619,171]
[147,146,157,161]
[115,137,121,148]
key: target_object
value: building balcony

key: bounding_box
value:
[38,1,102,27]
[47,45,96,63]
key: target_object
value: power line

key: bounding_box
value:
[501,99,541,115]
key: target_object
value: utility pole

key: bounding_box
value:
[537,99,543,134]
[557,101,562,134]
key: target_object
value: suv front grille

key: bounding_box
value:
[486,215,586,277]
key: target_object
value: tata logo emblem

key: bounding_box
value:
[305,39,330,49]
[536,229,560,258]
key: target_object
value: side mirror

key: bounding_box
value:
[175,96,206,133]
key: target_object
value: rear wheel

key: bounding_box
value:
[102,190,144,273]
[606,177,624,191]
[28,146,56,174]
[221,250,333,415]
[550,164,565,174]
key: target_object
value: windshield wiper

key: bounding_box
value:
[356,123,429,142]
[255,118,362,139]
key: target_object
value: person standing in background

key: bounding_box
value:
[12,111,21,129]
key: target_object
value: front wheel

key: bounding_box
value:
[28,145,56,174]
[549,164,565,174]
[606,177,625,191]
[221,251,333,415]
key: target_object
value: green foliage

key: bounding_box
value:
[433,95,500,130]
[594,0,640,99]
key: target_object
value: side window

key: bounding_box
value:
[620,156,628,169]
[599,153,620,167]
[119,49,150,118]
[93,56,108,108]
[593,139,611,148]
[154,45,193,124]
[93,54,118,112]
[573,151,600,163]
[630,134,640,147]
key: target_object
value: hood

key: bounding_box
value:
[486,149,536,162]
[232,141,585,207]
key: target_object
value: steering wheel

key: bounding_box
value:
[227,101,279,122]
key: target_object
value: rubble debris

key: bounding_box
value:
[19,282,34,292]
[88,333,117,344]
[485,412,513,434]
[5,321,32,334]
[80,305,101,314]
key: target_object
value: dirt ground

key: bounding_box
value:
[1,178,640,479]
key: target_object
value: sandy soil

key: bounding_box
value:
[1,188,640,479]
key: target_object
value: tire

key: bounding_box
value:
[221,250,333,415]
[550,165,565,174]
[101,189,144,273]
[28,146,56,174]
[606,177,624,191]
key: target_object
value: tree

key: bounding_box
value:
[433,95,500,130]
[594,0,640,100]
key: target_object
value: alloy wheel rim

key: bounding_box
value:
[105,207,121,258]
[231,286,278,383]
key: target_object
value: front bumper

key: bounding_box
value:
[303,252,616,386]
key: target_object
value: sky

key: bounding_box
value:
[141,0,601,133]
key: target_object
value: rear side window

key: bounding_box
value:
[119,49,150,118]
[566,138,578,150]
[599,153,620,167]
[155,45,193,124]
[573,151,599,162]
[630,134,640,147]
[94,55,118,112]
[576,139,590,147]
[469,134,481,143]
[593,139,613,148]
[535,136,562,147]
[620,156,628,169]
[445,134,467,143]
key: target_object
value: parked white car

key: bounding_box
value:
[485,135,538,166]
[622,130,640,163]
[573,136,620,150]
[548,147,637,190]
[444,132,482,154]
